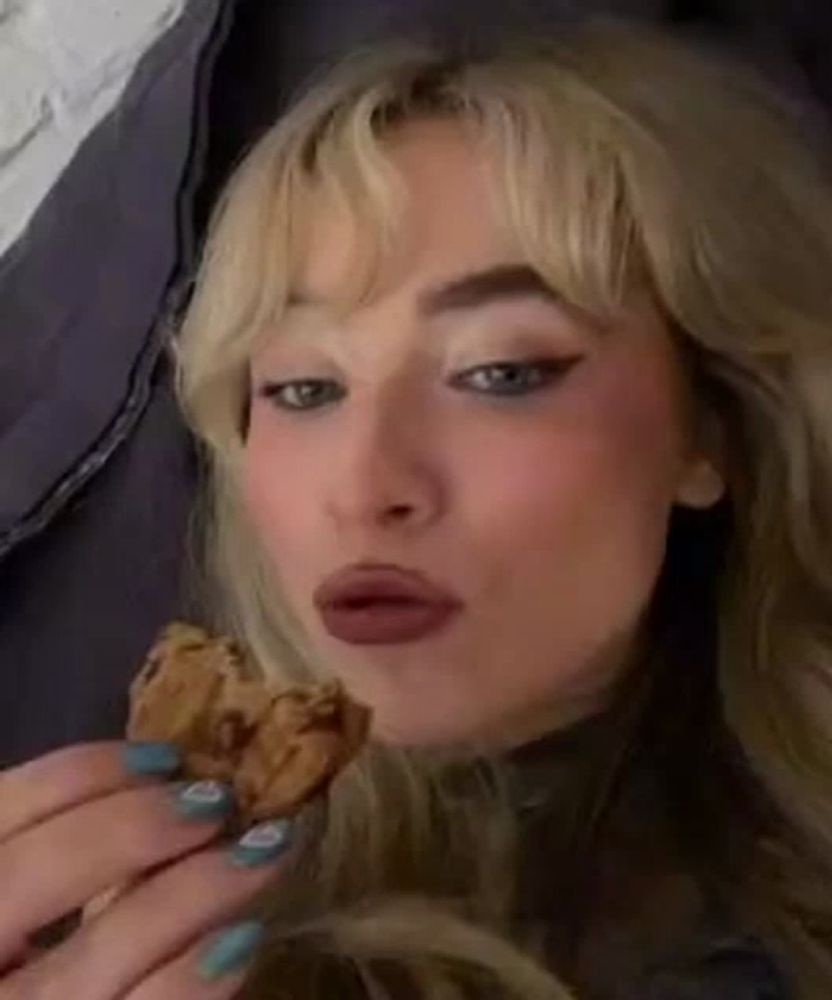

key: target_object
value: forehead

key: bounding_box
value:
[293,117,519,306]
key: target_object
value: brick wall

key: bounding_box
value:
[0,0,186,255]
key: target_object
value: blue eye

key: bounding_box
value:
[258,380,344,411]
[257,357,582,412]
[449,358,581,397]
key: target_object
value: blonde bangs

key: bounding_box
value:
[291,50,649,323]
[474,77,643,319]
[173,85,421,463]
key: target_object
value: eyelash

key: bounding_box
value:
[256,357,583,412]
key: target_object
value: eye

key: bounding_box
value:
[257,380,344,412]
[256,356,583,412]
[449,357,583,397]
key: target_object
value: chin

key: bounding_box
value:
[333,672,500,751]
[368,705,495,753]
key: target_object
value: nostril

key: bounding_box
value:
[387,504,414,519]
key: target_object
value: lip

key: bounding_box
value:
[313,563,464,646]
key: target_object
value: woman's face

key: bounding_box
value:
[241,118,724,749]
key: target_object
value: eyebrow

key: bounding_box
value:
[418,264,563,317]
[286,264,564,318]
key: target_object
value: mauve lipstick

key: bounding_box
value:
[313,564,463,645]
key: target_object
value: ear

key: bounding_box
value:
[674,455,726,509]
[674,407,727,510]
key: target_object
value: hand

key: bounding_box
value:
[0,741,294,999]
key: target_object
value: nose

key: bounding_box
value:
[324,389,444,534]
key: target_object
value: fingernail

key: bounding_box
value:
[171,780,236,821]
[122,741,182,776]
[197,920,266,982]
[228,818,294,868]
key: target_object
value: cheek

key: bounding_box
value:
[457,354,689,636]
[465,378,683,543]
[565,343,690,509]
[239,421,310,561]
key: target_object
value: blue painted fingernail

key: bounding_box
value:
[197,920,266,981]
[229,818,294,868]
[122,741,182,776]
[171,780,236,821]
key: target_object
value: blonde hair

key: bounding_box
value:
[171,17,832,999]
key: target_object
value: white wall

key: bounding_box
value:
[0,0,186,255]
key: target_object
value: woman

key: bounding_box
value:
[2,17,832,999]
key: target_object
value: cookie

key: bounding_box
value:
[127,621,371,826]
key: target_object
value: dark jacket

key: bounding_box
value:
[507,705,793,998]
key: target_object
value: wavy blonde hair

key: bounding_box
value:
[170,18,832,999]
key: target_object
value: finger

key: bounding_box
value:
[0,741,182,843]
[0,780,236,959]
[12,820,294,1000]
[126,921,266,1000]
